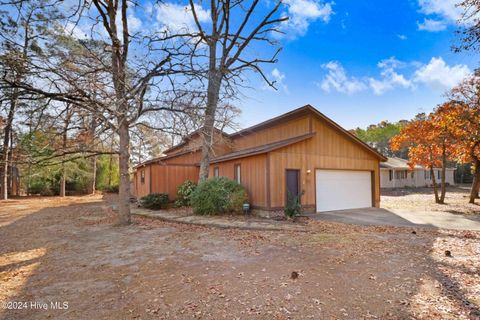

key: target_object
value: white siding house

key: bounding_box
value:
[380,157,455,188]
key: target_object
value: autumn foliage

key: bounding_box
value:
[391,71,480,204]
[390,110,455,204]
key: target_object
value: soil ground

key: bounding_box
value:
[1,194,479,319]
[381,186,480,215]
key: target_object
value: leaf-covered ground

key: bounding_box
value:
[0,195,479,319]
[382,186,480,215]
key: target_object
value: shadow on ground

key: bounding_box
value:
[0,195,479,319]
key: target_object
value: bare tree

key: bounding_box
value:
[188,0,287,180]
[0,1,46,199]
[1,0,189,224]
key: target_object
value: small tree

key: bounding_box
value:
[390,110,455,204]
[448,74,480,203]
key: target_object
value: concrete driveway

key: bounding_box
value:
[307,207,480,231]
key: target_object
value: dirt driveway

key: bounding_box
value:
[1,195,479,319]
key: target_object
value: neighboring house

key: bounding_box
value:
[0,165,20,197]
[380,157,455,188]
[133,105,387,212]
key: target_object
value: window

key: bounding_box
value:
[411,172,415,179]
[213,167,219,177]
[425,170,430,180]
[397,170,407,180]
[140,170,145,184]
[234,164,241,184]
[437,170,441,179]
[389,170,393,181]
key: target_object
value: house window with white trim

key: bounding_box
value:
[140,170,145,184]
[214,166,219,177]
[234,164,241,184]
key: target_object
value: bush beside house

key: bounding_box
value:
[284,192,302,219]
[140,193,169,210]
[174,180,197,207]
[190,177,249,215]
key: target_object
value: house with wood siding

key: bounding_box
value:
[133,105,387,212]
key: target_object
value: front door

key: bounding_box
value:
[286,169,300,204]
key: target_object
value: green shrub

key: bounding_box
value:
[141,193,169,210]
[284,191,302,218]
[103,184,119,193]
[174,180,197,207]
[190,177,249,215]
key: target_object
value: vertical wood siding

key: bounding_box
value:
[233,116,310,151]
[208,154,268,208]
[133,164,199,199]
[268,115,381,209]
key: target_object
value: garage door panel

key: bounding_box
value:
[316,170,372,212]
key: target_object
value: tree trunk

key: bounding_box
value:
[439,145,447,204]
[198,42,221,181]
[469,158,480,204]
[431,167,440,203]
[88,117,97,194]
[108,153,113,188]
[117,120,131,225]
[1,92,18,200]
[59,169,66,197]
[91,156,97,194]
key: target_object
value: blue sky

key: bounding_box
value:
[62,0,477,131]
[237,0,478,130]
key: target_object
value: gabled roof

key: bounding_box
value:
[380,157,456,170]
[136,104,387,168]
[163,127,229,155]
[134,148,200,169]
[380,157,422,169]
[210,132,315,163]
[230,105,387,161]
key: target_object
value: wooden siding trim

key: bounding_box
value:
[266,153,271,209]
[149,165,152,194]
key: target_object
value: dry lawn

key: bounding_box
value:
[0,194,479,319]
[382,186,480,215]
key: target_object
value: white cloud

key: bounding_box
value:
[319,56,470,95]
[368,57,413,95]
[272,68,289,93]
[145,2,154,15]
[63,22,89,39]
[413,57,470,90]
[127,13,142,32]
[417,18,447,32]
[418,0,462,22]
[155,3,210,33]
[319,61,368,95]
[280,0,334,38]
[397,34,408,40]
[417,0,464,32]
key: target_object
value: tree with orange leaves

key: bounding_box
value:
[448,73,480,204]
[390,110,455,204]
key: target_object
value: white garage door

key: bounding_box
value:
[316,169,372,212]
